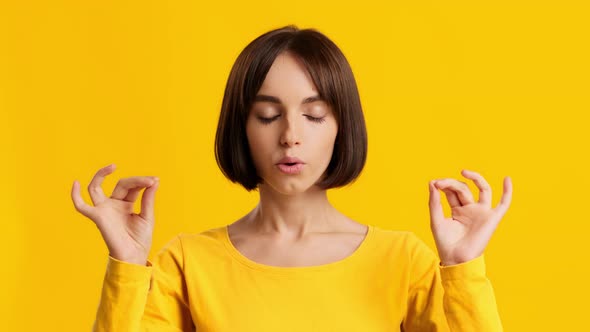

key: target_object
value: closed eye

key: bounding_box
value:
[257,115,326,125]
[305,115,326,123]
[257,115,280,124]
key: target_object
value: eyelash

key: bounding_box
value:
[257,115,326,125]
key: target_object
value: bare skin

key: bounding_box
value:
[229,52,513,267]
[69,162,367,268]
[70,52,513,269]
[227,209,368,268]
[225,51,371,267]
[71,163,158,265]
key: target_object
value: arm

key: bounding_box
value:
[402,233,502,331]
[93,235,194,332]
[71,165,194,330]
[402,170,512,330]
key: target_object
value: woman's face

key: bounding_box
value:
[246,51,338,194]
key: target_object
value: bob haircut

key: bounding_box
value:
[214,24,368,192]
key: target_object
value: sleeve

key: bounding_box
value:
[401,233,503,332]
[92,234,195,332]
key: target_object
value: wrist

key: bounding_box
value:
[109,252,149,266]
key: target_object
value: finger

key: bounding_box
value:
[71,180,96,219]
[461,169,492,208]
[440,187,461,209]
[494,176,513,216]
[434,179,462,208]
[434,178,474,206]
[140,178,159,221]
[111,176,157,202]
[123,187,144,203]
[428,180,445,226]
[88,164,116,206]
[123,176,159,202]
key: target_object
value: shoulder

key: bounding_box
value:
[174,226,227,251]
[370,225,419,249]
[368,228,442,287]
[152,226,226,257]
[147,227,229,274]
[369,226,438,263]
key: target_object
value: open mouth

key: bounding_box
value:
[277,162,304,174]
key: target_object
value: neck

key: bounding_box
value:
[245,183,341,240]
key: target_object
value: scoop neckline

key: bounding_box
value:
[221,223,375,275]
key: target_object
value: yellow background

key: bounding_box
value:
[2,0,588,330]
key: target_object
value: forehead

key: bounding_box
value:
[257,52,318,99]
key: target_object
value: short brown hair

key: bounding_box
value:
[214,25,368,191]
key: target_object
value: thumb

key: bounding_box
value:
[71,180,96,220]
[428,180,444,226]
[140,178,159,221]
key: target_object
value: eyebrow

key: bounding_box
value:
[253,94,324,105]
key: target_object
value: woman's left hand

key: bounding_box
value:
[428,169,513,266]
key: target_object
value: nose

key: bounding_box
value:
[279,114,302,147]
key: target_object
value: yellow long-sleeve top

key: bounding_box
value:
[93,224,503,331]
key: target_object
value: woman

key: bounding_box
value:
[72,25,512,331]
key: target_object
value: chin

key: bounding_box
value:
[260,178,319,195]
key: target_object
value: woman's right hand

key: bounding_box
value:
[71,164,160,265]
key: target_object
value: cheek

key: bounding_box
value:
[322,123,338,149]
[314,127,338,162]
[246,124,270,163]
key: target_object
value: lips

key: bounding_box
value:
[276,156,304,165]
[277,163,304,174]
[276,156,305,174]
